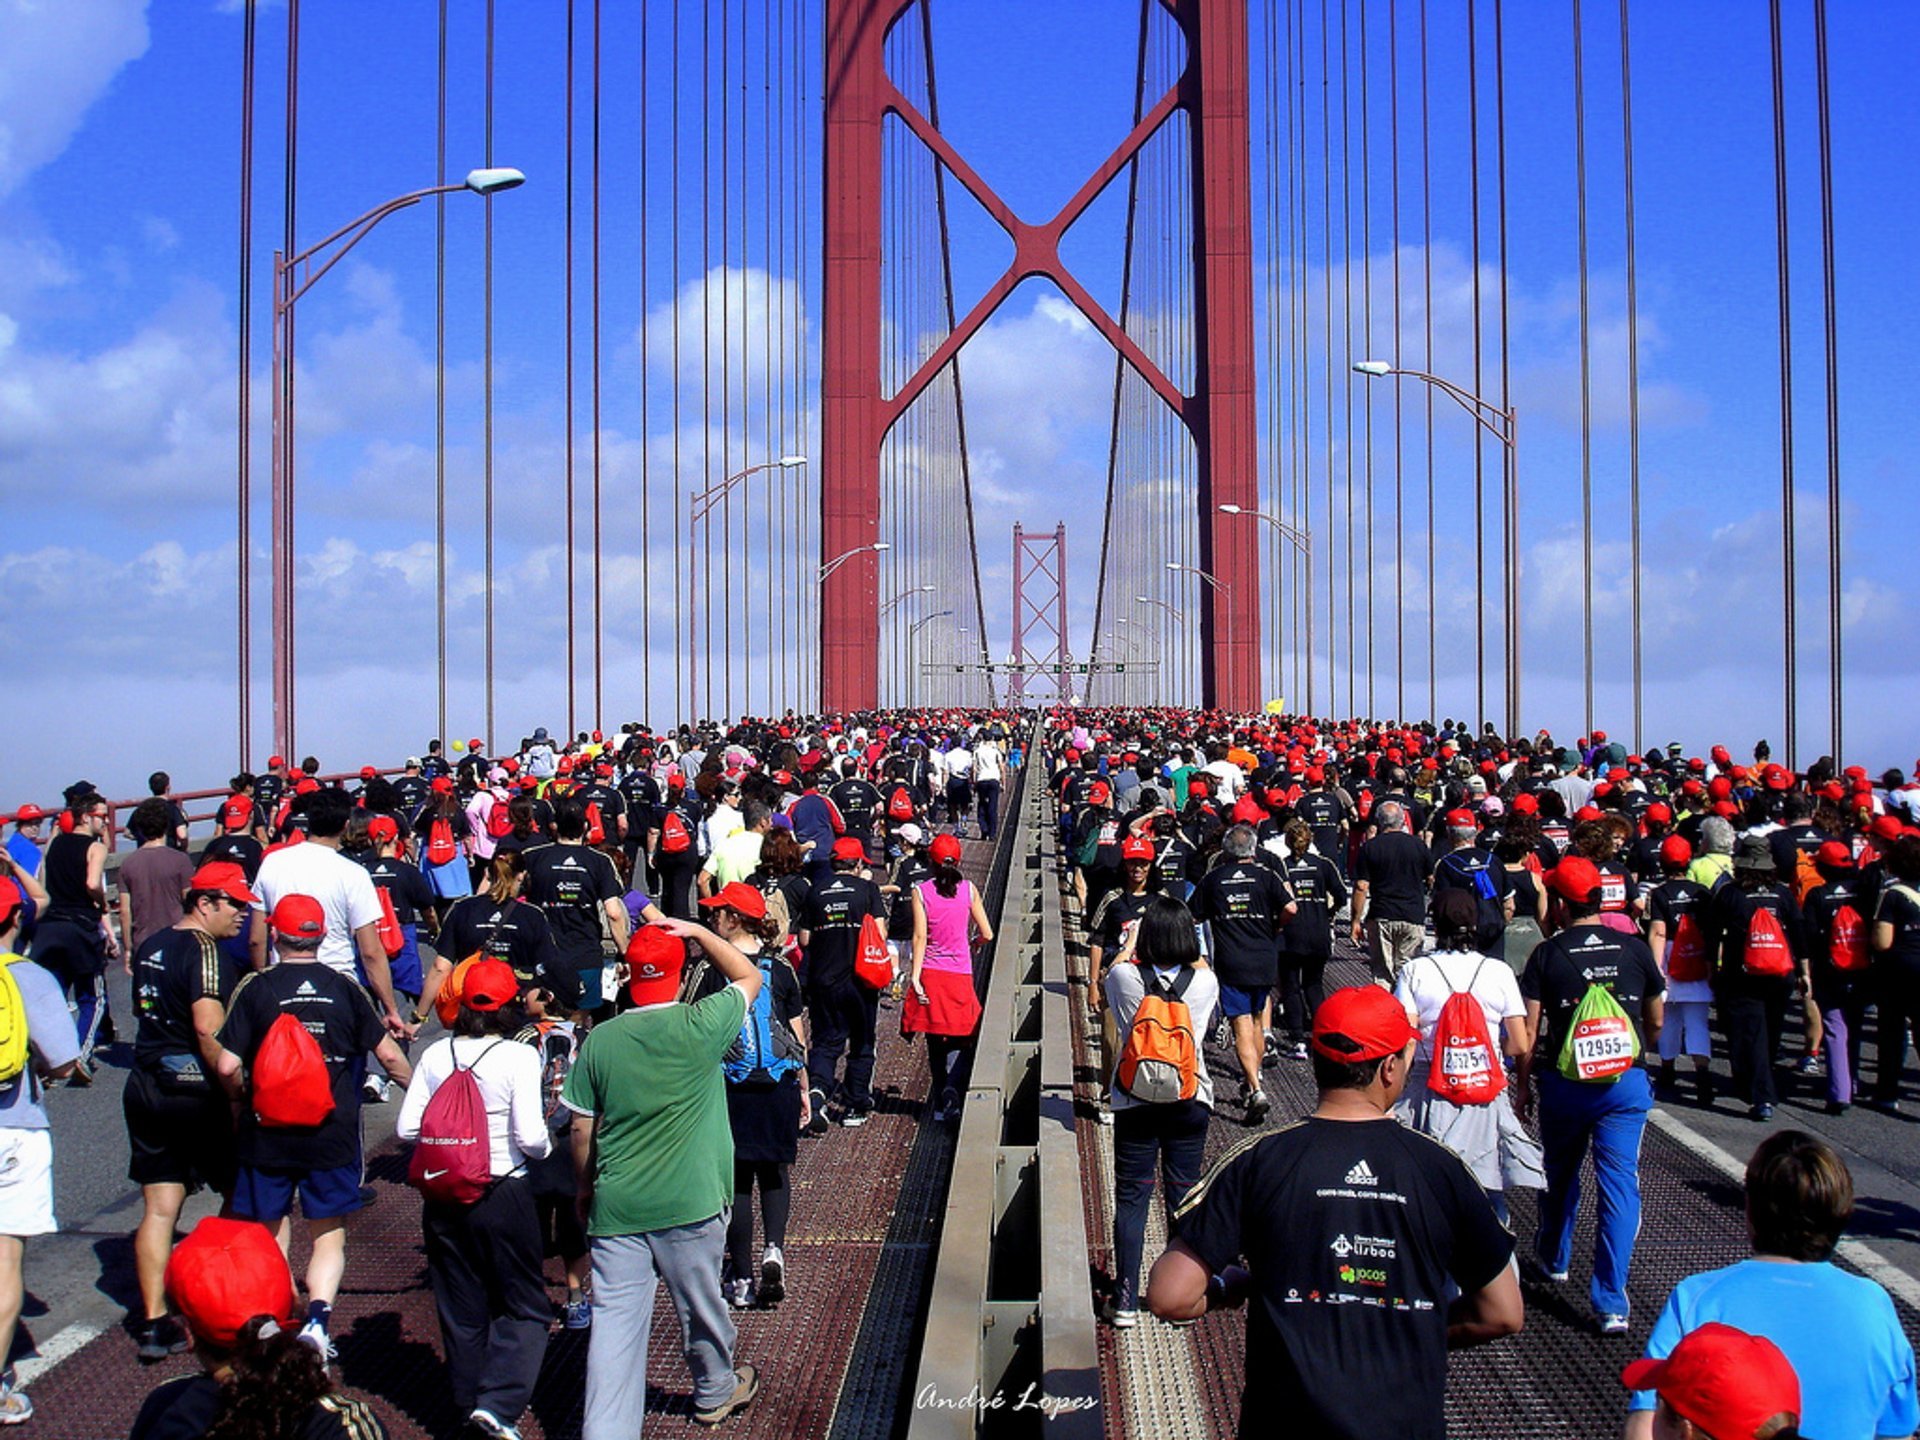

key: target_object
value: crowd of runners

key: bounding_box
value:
[0,707,1916,1438]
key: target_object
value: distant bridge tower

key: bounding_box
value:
[1011,524,1069,705]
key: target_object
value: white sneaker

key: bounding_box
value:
[725,1277,754,1310]
[759,1245,786,1304]
[297,1319,336,1362]
[361,1075,390,1104]
[467,1409,523,1440]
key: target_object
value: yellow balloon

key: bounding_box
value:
[452,740,467,753]
[1264,698,1287,715]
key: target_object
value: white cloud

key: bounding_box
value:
[0,0,150,199]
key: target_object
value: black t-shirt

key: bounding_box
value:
[618,770,663,830]
[220,962,386,1170]
[1876,882,1920,976]
[521,843,622,970]
[1520,924,1665,1062]
[1188,860,1295,989]
[799,873,886,989]
[434,894,571,1006]
[1647,877,1715,971]
[133,927,241,1074]
[887,854,933,941]
[830,778,884,838]
[1804,877,1870,984]
[1712,882,1803,988]
[1174,1117,1514,1440]
[574,784,626,840]
[1430,846,1512,948]
[252,773,287,813]
[1353,833,1434,923]
[361,855,436,927]
[1086,887,1155,958]
[1279,852,1347,955]
[1770,824,1830,885]
[130,1373,387,1440]
[391,774,431,814]
[1152,834,1201,895]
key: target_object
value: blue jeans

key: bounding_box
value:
[1111,1099,1211,1306]
[1535,1067,1651,1318]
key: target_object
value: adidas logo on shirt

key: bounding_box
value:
[1344,1160,1378,1187]
[295,980,318,996]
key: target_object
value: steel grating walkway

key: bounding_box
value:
[1056,867,1920,1439]
[25,835,1007,1440]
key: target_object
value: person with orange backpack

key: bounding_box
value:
[1804,840,1872,1114]
[1102,895,1217,1328]
[1712,835,1806,1123]
[1646,834,1717,1106]
[214,896,412,1362]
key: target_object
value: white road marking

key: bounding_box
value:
[1647,1107,1920,1312]
[13,1320,104,1385]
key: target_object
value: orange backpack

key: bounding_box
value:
[435,954,485,1027]
[1116,967,1200,1104]
[1743,904,1795,977]
[1426,960,1504,1105]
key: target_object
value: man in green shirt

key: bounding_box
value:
[564,917,764,1435]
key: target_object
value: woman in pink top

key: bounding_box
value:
[903,833,995,1121]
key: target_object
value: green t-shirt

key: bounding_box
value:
[1168,765,1195,809]
[561,985,748,1237]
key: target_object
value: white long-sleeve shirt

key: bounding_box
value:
[397,1035,552,1175]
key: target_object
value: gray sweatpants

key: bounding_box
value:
[584,1214,736,1440]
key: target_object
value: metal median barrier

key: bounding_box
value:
[908,742,1101,1440]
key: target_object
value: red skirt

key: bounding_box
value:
[900,967,982,1039]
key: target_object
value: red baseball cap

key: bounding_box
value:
[1764,765,1794,791]
[699,881,768,920]
[366,815,400,844]
[1311,986,1417,1064]
[1549,856,1604,905]
[1510,793,1539,815]
[270,895,326,940]
[188,862,257,906]
[1816,840,1853,869]
[1444,809,1476,829]
[929,833,964,866]
[469,738,484,750]
[625,925,687,1006]
[267,755,286,769]
[1659,835,1693,868]
[293,777,320,796]
[1621,1323,1800,1440]
[1871,815,1907,842]
[9,804,45,824]
[831,837,867,862]
[1088,781,1112,806]
[1646,803,1673,825]
[1575,805,1604,823]
[0,889,18,931]
[359,765,378,780]
[1120,835,1155,862]
[460,959,520,1012]
[430,776,456,795]
[165,1216,298,1348]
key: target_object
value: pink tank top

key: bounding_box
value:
[917,878,975,974]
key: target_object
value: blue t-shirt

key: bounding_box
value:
[5,834,40,877]
[1630,1258,1919,1440]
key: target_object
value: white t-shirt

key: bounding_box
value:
[973,742,1004,785]
[251,841,385,982]
[944,748,974,781]
[1202,759,1246,803]
[396,1035,552,1174]
[1394,948,1526,1070]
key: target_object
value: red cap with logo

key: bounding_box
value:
[1444,809,1477,829]
[9,804,45,824]
[367,815,399,844]
[165,1216,298,1348]
[1088,780,1112,806]
[1816,839,1854,869]
[1620,1323,1800,1440]
[625,926,687,1006]
[928,833,964,866]
[831,837,867,862]
[1120,835,1155,862]
[1311,986,1417,1063]
[270,895,326,940]
[188,862,257,906]
[430,776,456,795]
[699,881,769,920]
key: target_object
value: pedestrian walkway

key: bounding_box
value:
[25,838,1004,1440]
[1055,860,1920,1439]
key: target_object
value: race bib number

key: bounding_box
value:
[1568,1015,1635,1082]
[1441,1042,1493,1079]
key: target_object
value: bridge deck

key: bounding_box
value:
[25,837,1003,1440]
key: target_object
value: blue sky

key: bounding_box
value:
[1,0,1917,806]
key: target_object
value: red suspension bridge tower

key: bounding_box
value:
[818,0,1264,713]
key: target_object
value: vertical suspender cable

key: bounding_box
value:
[592,0,604,727]
[1390,0,1402,719]
[763,0,775,712]
[700,0,712,719]
[1495,0,1514,735]
[1769,0,1796,765]
[1321,0,1335,710]
[1421,0,1435,718]
[1300,0,1315,715]
[238,0,256,765]
[281,0,298,756]
[640,0,651,726]
[1814,0,1841,763]
[672,0,685,722]
[1572,0,1594,738]
[721,0,733,720]
[484,0,496,746]
[436,0,448,746]
[564,0,576,735]
[1340,0,1353,717]
[1466,0,1485,729]
[1619,0,1642,750]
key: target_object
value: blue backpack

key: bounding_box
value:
[723,958,806,1085]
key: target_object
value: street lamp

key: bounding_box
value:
[1354,358,1521,736]
[879,583,936,619]
[1219,503,1315,714]
[907,609,955,707]
[818,541,890,582]
[1133,595,1186,624]
[1166,560,1232,595]
[270,166,526,760]
[691,453,809,524]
